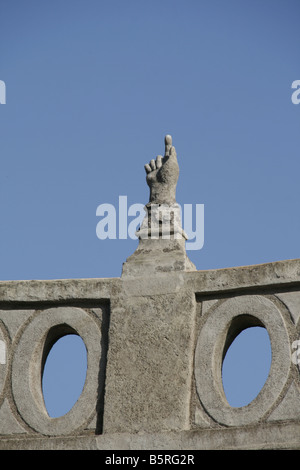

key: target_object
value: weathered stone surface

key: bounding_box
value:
[267,381,300,422]
[276,291,300,324]
[103,284,196,434]
[0,400,27,435]
[122,237,196,277]
[0,260,298,449]
[194,295,292,427]
[0,277,115,302]
[124,135,196,276]
[0,135,299,449]
[144,135,179,206]
[0,258,300,302]
[0,422,298,450]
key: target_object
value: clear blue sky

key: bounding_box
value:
[0,1,299,417]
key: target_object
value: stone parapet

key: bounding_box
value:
[0,258,299,449]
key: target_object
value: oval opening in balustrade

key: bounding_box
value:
[222,326,272,407]
[42,333,88,418]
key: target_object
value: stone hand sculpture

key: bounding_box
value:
[123,133,195,276]
[144,135,179,205]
